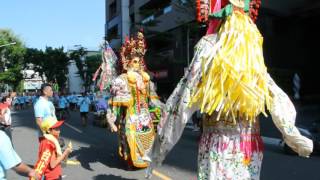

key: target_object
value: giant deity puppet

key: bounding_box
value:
[147,0,313,179]
[106,30,163,169]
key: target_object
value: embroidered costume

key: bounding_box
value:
[147,0,313,179]
[107,31,163,168]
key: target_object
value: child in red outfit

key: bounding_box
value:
[33,117,72,180]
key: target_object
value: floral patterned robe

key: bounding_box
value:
[147,34,313,180]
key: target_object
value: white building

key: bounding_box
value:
[67,50,100,94]
[22,69,45,92]
[67,60,83,94]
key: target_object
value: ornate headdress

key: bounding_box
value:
[119,30,147,72]
[196,0,261,24]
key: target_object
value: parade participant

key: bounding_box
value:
[57,93,69,120]
[34,83,57,139]
[0,131,37,180]
[33,117,72,180]
[77,92,91,126]
[0,96,13,141]
[95,94,108,112]
[69,92,78,111]
[19,94,26,110]
[13,95,20,110]
[147,0,313,179]
[107,30,163,169]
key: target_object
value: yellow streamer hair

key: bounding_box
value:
[189,11,272,123]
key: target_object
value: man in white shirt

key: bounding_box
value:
[33,83,56,139]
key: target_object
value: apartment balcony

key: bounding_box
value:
[140,3,194,34]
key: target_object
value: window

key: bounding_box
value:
[109,1,117,19]
[163,5,172,14]
[107,25,118,40]
[130,14,135,24]
[180,0,187,4]
[141,15,155,24]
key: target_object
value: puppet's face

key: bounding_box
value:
[128,56,140,71]
[137,32,144,39]
[138,40,144,48]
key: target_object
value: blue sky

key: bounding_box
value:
[0,0,105,50]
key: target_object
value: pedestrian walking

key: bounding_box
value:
[69,93,78,111]
[57,93,69,120]
[77,93,91,126]
[33,117,72,180]
[34,83,57,139]
[0,96,13,141]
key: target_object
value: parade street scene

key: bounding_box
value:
[1,1,320,180]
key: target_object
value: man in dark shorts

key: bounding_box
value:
[77,93,91,126]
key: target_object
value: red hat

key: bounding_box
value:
[0,103,8,110]
[51,120,64,129]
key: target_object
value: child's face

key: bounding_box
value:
[50,127,61,138]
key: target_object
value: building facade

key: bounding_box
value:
[105,0,198,96]
[67,50,100,94]
[105,0,320,99]
[22,70,43,91]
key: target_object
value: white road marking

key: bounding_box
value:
[64,122,83,133]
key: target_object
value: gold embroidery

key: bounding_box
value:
[35,149,52,174]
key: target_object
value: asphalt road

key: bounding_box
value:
[6,106,320,180]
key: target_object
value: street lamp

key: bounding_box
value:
[0,42,16,48]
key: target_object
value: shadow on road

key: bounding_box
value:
[13,108,199,174]
[93,174,136,180]
[162,129,199,173]
[69,145,125,171]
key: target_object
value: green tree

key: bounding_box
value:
[84,54,101,91]
[44,47,69,90]
[24,47,70,91]
[24,48,46,81]
[0,29,26,91]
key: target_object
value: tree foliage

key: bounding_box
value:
[84,54,101,91]
[0,29,26,91]
[24,47,69,90]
